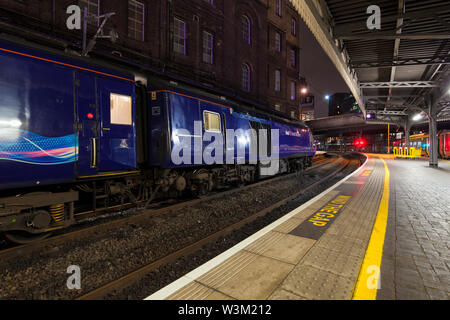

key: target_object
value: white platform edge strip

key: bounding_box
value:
[145,155,370,300]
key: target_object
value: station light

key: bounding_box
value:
[325,95,330,100]
[301,88,308,95]
[413,113,423,121]
[0,119,22,128]
[366,113,374,119]
[9,119,22,128]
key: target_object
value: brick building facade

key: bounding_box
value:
[0,0,307,119]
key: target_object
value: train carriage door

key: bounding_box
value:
[75,71,99,177]
[97,77,137,172]
[201,105,223,164]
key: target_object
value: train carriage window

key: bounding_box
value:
[110,93,132,125]
[203,111,221,132]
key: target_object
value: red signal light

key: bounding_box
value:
[87,113,94,120]
[354,138,367,148]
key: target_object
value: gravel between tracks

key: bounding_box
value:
[0,154,364,300]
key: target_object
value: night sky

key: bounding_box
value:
[299,19,351,119]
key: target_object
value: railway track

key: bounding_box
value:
[0,154,335,262]
[76,156,357,300]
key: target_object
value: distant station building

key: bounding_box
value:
[328,93,361,116]
[300,95,315,121]
[0,0,307,120]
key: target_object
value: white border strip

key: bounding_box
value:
[146,155,370,300]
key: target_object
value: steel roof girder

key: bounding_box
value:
[359,81,438,88]
[366,110,409,116]
[337,33,450,40]
[351,56,450,69]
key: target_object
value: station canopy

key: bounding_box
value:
[290,0,450,123]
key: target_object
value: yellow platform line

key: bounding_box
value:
[352,158,390,300]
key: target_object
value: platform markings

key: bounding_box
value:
[289,195,352,240]
[352,158,390,300]
[146,156,369,300]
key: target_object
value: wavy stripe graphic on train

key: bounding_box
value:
[0,129,78,165]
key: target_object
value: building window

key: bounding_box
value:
[173,18,186,55]
[242,15,251,45]
[242,63,251,92]
[290,48,296,67]
[275,70,281,92]
[275,31,281,52]
[291,111,296,119]
[202,31,214,64]
[110,93,132,126]
[276,0,282,16]
[128,0,144,41]
[301,111,314,121]
[291,18,297,36]
[79,0,100,25]
[275,104,281,112]
[290,81,296,100]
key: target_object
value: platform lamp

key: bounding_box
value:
[299,86,308,121]
[300,87,307,95]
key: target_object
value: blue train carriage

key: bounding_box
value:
[147,87,315,196]
[0,40,139,241]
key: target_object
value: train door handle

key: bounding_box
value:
[90,138,98,168]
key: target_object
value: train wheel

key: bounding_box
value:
[4,231,52,244]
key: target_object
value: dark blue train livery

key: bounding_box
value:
[0,39,315,242]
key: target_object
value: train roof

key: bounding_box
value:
[146,76,310,130]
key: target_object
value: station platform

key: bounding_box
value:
[147,155,450,300]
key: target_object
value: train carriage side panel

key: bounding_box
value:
[446,132,450,159]
[441,131,450,159]
[273,122,314,159]
[147,88,315,169]
[169,92,202,168]
[0,43,77,190]
[226,111,254,164]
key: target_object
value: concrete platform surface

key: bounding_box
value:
[146,155,450,300]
